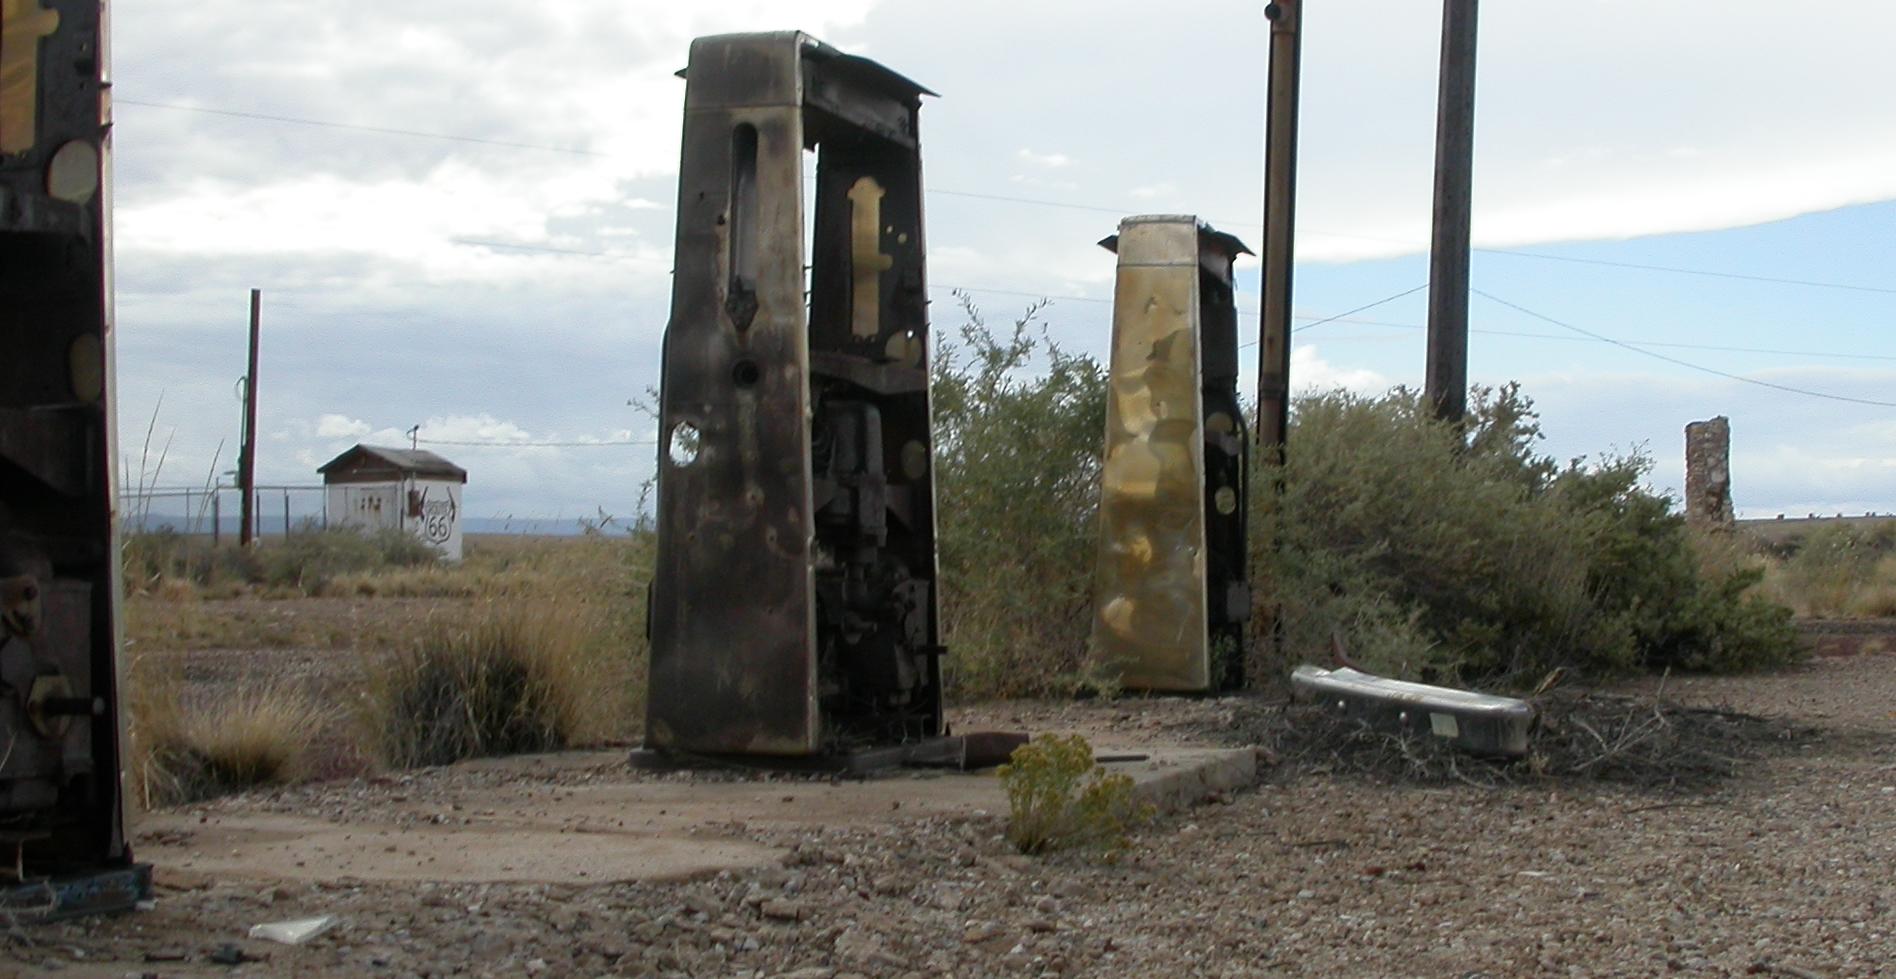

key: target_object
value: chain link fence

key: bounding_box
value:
[120,485,328,542]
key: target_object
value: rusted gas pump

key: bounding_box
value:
[645,33,946,760]
[0,0,151,916]
[1094,216,1252,693]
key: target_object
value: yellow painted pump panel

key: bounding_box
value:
[1094,216,1252,692]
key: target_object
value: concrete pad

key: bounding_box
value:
[136,746,1259,886]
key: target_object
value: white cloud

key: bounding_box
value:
[314,414,372,439]
[1290,345,1391,396]
[1016,148,1073,169]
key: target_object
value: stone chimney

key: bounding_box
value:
[1684,416,1735,529]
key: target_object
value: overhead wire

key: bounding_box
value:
[417,437,653,447]
[1471,289,1896,409]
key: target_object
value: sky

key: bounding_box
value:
[104,0,1896,525]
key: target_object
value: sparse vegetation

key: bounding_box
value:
[358,597,635,768]
[129,658,328,807]
[125,532,652,802]
[996,733,1149,858]
[1756,520,1896,618]
[122,524,439,596]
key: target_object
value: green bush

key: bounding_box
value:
[932,296,1108,700]
[1254,384,1800,685]
[996,734,1149,858]
[259,525,439,591]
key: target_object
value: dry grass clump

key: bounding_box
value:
[359,598,635,768]
[129,658,328,807]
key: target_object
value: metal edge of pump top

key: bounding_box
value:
[642,32,950,764]
[1093,216,1253,695]
[0,0,154,920]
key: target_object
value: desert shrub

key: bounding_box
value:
[1552,456,1797,672]
[1763,521,1896,617]
[130,662,327,806]
[122,524,439,595]
[360,598,629,768]
[259,525,438,592]
[121,528,261,594]
[932,296,1108,700]
[1256,384,1799,685]
[996,734,1149,858]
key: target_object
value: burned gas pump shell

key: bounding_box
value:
[1,0,151,916]
[647,33,943,757]
[1094,216,1252,693]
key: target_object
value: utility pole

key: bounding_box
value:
[238,288,261,546]
[1256,0,1303,463]
[1425,0,1478,423]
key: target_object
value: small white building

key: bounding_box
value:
[318,445,468,561]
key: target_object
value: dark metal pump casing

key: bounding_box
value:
[1094,217,1252,693]
[648,33,944,756]
[0,0,144,900]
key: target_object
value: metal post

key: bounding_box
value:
[238,289,262,545]
[1256,0,1302,464]
[283,490,291,537]
[1425,0,1478,423]
[211,491,221,546]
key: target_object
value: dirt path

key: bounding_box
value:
[12,653,1895,977]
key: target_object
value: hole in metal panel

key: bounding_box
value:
[667,422,701,467]
[731,359,761,388]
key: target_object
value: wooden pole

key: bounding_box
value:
[1256,0,1303,461]
[238,289,261,546]
[1425,0,1478,423]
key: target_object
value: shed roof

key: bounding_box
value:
[318,444,467,482]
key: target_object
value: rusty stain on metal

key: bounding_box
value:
[847,176,891,338]
[648,33,943,757]
[1095,216,1252,693]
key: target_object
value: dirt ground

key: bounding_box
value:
[11,630,1896,977]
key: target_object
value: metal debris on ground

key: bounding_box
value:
[1182,687,1813,790]
[248,914,338,945]
[1290,664,1536,756]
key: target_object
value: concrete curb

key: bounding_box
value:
[1107,747,1262,815]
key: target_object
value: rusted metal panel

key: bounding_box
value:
[0,0,141,896]
[648,33,942,757]
[1095,216,1252,693]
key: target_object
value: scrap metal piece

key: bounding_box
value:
[1094,216,1252,693]
[1291,665,1536,757]
[647,33,943,757]
[0,864,152,922]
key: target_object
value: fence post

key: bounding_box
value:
[212,491,221,546]
[283,490,291,537]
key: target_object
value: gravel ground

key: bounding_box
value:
[9,652,1894,978]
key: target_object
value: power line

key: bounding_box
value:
[1292,283,1431,335]
[1474,248,1896,297]
[116,99,603,156]
[1471,288,1896,409]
